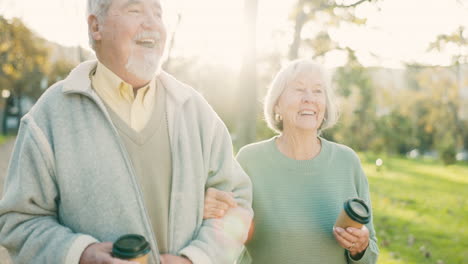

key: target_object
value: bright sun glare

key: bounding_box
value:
[0,0,467,69]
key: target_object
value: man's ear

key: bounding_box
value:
[88,15,102,42]
[274,104,280,115]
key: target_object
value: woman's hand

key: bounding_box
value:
[333,225,370,259]
[203,188,238,219]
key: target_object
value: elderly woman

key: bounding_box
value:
[204,59,379,263]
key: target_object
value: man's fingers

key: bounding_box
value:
[99,242,113,252]
[114,259,139,264]
[80,241,121,264]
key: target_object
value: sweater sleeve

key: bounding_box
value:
[179,119,253,264]
[0,116,98,264]
[347,158,379,264]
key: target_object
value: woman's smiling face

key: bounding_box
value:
[275,69,327,134]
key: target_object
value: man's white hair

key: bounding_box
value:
[87,0,113,50]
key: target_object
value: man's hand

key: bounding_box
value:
[79,242,138,264]
[203,188,238,219]
[160,254,193,264]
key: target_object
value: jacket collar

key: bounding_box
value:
[62,60,192,106]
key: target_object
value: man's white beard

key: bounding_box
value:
[125,51,161,81]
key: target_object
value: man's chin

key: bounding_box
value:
[125,56,161,81]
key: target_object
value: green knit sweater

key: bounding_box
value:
[236,137,379,264]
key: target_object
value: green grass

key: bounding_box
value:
[360,153,468,264]
[0,135,7,145]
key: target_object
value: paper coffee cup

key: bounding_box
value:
[112,234,151,264]
[335,198,370,229]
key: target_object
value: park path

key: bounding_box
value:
[0,138,15,264]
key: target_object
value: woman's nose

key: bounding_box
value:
[302,90,314,103]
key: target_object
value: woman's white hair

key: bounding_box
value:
[87,0,113,50]
[263,58,339,134]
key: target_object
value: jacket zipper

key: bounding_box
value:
[71,89,162,264]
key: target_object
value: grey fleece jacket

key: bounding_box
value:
[0,61,253,264]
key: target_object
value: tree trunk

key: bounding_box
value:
[288,9,307,60]
[454,60,464,149]
[236,0,258,148]
[163,14,182,72]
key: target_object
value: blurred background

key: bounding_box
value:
[0,0,467,263]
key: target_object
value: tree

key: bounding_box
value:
[414,67,460,164]
[0,16,50,100]
[288,0,374,60]
[48,60,75,87]
[162,13,182,71]
[236,0,258,148]
[331,49,377,151]
[428,26,468,150]
[1,16,51,133]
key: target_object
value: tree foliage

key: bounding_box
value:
[0,17,49,98]
[288,0,375,60]
[0,16,75,100]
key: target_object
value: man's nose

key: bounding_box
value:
[142,12,159,29]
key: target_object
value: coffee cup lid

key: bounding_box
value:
[112,234,151,259]
[344,198,370,224]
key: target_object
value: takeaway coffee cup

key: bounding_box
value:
[112,234,151,264]
[334,198,370,229]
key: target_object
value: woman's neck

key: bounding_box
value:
[276,130,321,160]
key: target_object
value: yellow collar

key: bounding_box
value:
[92,62,155,103]
[63,60,192,107]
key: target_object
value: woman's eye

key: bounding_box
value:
[129,9,140,13]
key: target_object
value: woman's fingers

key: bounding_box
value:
[347,226,369,240]
[333,227,354,249]
[203,202,226,219]
[213,201,229,211]
[346,226,370,252]
[334,227,356,243]
[333,226,370,254]
[214,189,238,207]
[204,188,237,219]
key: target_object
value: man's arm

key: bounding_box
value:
[0,117,98,263]
[178,120,253,264]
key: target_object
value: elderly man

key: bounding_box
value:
[0,0,252,263]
